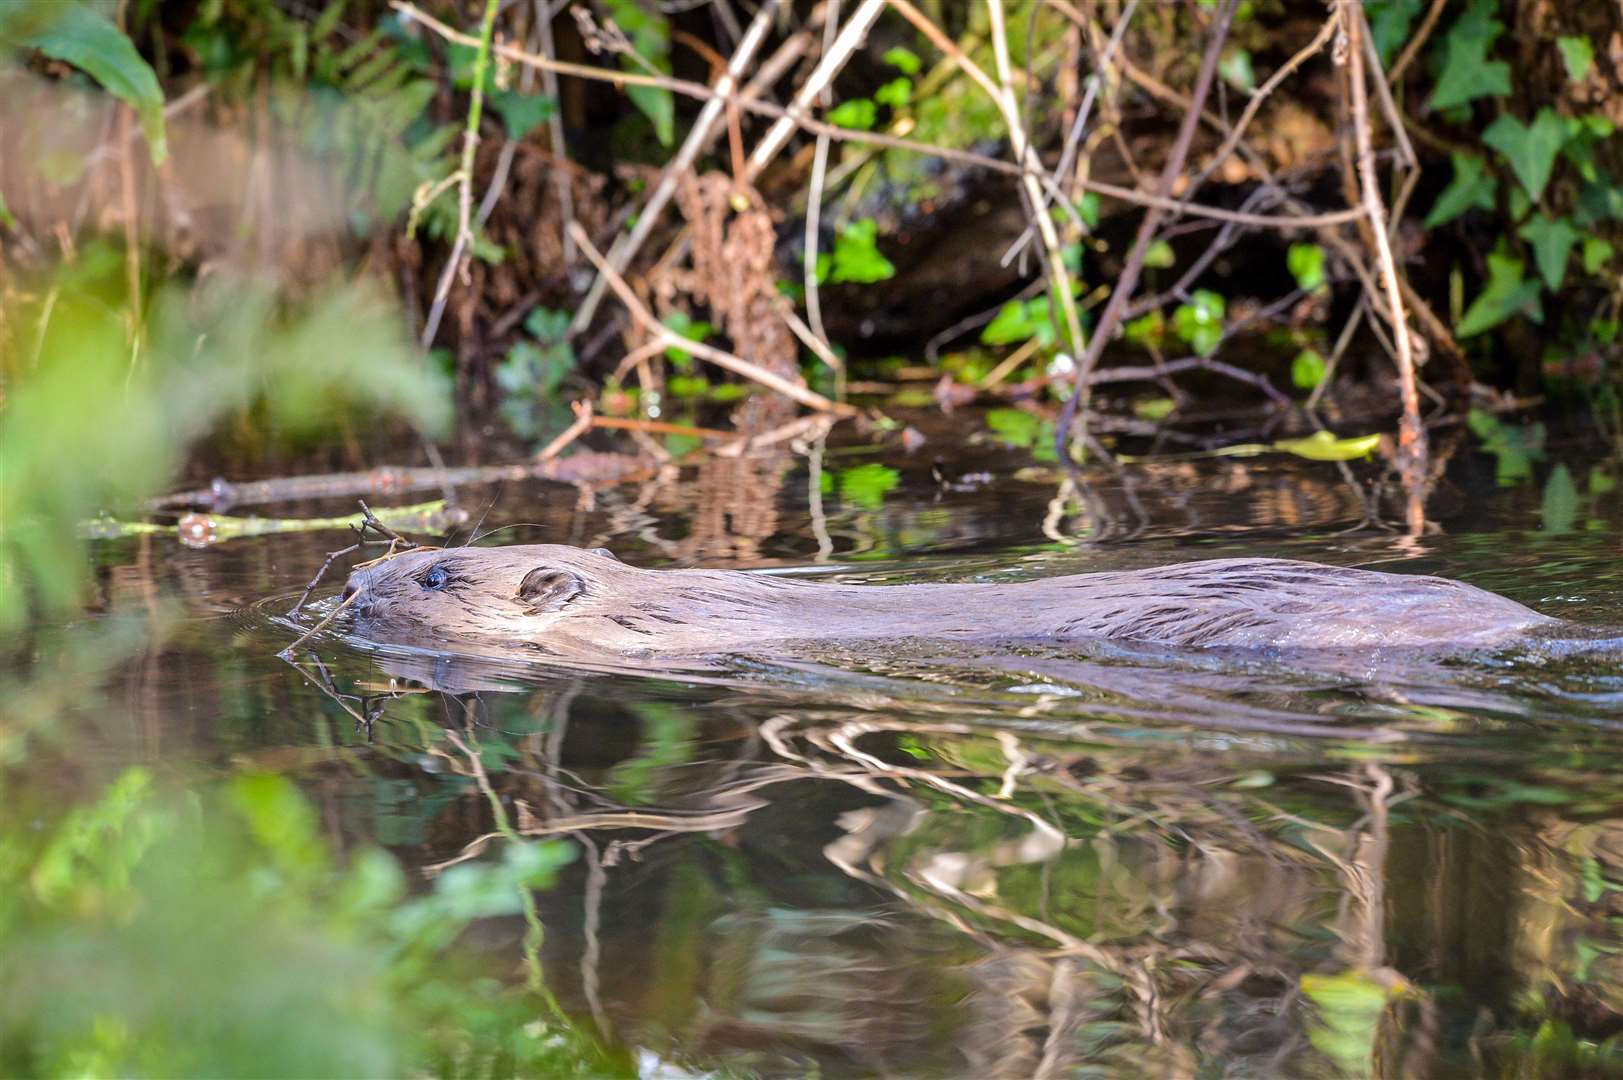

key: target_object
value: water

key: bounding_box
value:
[66,428,1623,1075]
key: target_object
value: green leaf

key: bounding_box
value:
[1286,243,1327,291]
[1423,154,1498,228]
[1143,239,1175,268]
[838,463,899,509]
[659,311,713,365]
[986,407,1041,447]
[1367,0,1422,65]
[827,98,877,130]
[601,0,674,145]
[1582,237,1614,274]
[1429,0,1511,111]
[1483,108,1566,202]
[1133,397,1175,421]
[1291,349,1327,390]
[1556,36,1594,81]
[1302,971,1404,1077]
[1273,431,1380,461]
[1077,191,1101,230]
[627,83,675,145]
[1124,311,1164,348]
[7,2,167,163]
[826,219,895,284]
[1517,214,1579,291]
[1172,290,1226,356]
[524,306,571,342]
[488,90,556,140]
[1457,253,1542,337]
[1219,49,1255,92]
[883,46,921,75]
[874,77,911,109]
[1541,463,1578,534]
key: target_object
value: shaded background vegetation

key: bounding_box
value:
[2,0,1622,1075]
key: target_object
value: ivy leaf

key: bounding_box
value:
[1517,214,1579,291]
[838,463,899,509]
[660,311,713,366]
[1219,49,1255,93]
[1556,36,1594,81]
[826,219,895,284]
[4,2,168,163]
[1428,0,1511,111]
[882,46,921,75]
[1286,243,1327,291]
[1482,108,1565,202]
[874,77,911,109]
[1291,349,1327,390]
[827,98,877,130]
[1424,154,1498,227]
[1143,240,1175,268]
[1077,191,1101,230]
[986,407,1041,447]
[1172,290,1226,356]
[1456,253,1543,337]
[1582,237,1614,274]
[488,91,556,140]
[1367,0,1422,66]
[602,0,674,146]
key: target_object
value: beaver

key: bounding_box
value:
[339,545,1556,659]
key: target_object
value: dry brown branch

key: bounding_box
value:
[393,2,1361,232]
[1342,4,1425,472]
[1055,0,1240,457]
[568,0,783,334]
[889,0,1085,355]
[568,221,851,414]
[1387,0,1449,86]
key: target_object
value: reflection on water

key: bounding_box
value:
[65,435,1623,1075]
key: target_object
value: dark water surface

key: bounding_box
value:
[79,429,1623,1076]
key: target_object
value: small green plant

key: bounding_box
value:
[1172,290,1227,356]
[496,307,576,438]
[816,219,896,284]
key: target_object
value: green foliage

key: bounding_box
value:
[1467,407,1545,485]
[489,89,557,140]
[837,463,900,509]
[1457,252,1542,338]
[1271,431,1380,461]
[1172,290,1226,356]
[1142,239,1174,268]
[1555,36,1595,82]
[0,1,167,163]
[1517,214,1579,292]
[1424,153,1498,227]
[827,98,877,130]
[1366,0,1422,65]
[986,408,1059,460]
[0,769,602,1077]
[1482,107,1566,203]
[983,296,1057,348]
[1,262,449,635]
[1219,48,1255,93]
[601,0,674,146]
[1301,970,1404,1076]
[660,310,714,367]
[817,219,896,284]
[1428,0,1511,111]
[497,307,576,438]
[882,46,921,75]
[874,76,911,109]
[1291,349,1327,391]
[1286,243,1327,292]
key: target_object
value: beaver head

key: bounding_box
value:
[341,544,635,649]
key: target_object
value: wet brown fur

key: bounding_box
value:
[341,545,1554,659]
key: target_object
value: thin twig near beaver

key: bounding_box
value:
[339,545,1556,658]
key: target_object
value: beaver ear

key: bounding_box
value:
[516,567,585,613]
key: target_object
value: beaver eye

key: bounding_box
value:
[420,565,452,591]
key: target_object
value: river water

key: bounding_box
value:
[70,419,1623,1075]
